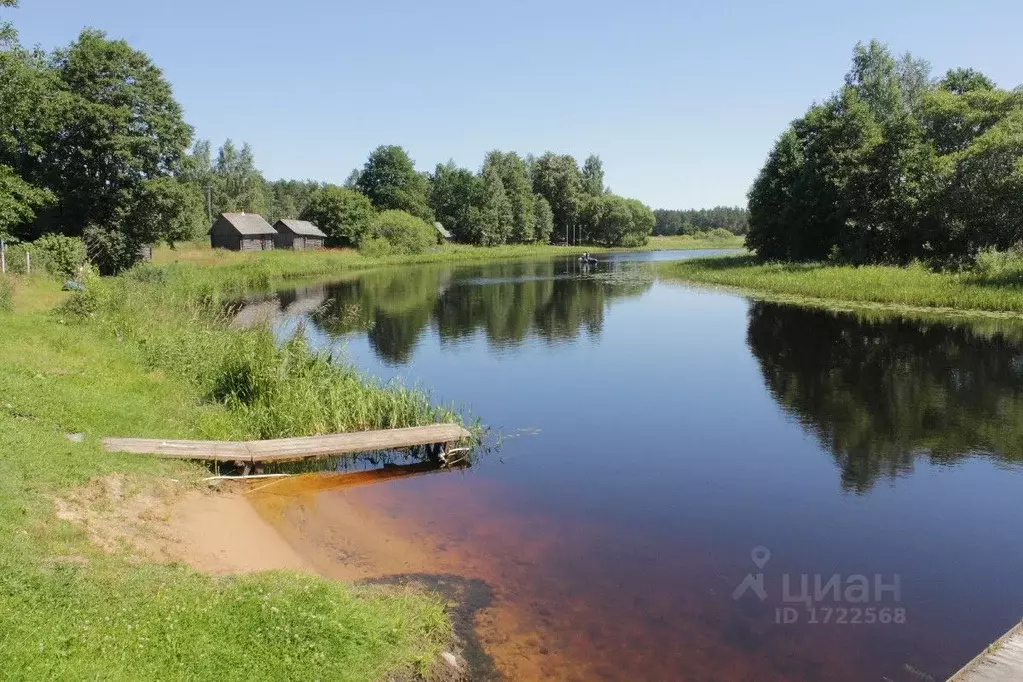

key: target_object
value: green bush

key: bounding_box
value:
[301,186,376,247]
[83,225,146,275]
[358,236,393,258]
[369,210,436,255]
[33,234,87,279]
[709,227,735,241]
[54,270,103,320]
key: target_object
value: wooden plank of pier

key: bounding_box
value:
[948,622,1023,682]
[103,423,471,464]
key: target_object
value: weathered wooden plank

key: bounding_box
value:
[102,438,250,462]
[948,622,1023,682]
[102,423,471,464]
[247,424,471,462]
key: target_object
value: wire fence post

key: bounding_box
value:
[26,250,31,275]
[1,240,5,274]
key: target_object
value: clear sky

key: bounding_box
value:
[7,0,1023,208]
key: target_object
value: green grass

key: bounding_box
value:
[0,275,454,681]
[659,254,1023,316]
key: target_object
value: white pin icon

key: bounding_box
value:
[751,545,771,570]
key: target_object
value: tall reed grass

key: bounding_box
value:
[77,266,464,442]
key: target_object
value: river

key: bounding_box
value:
[243,250,1023,681]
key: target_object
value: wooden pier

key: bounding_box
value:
[103,423,472,467]
[948,621,1023,682]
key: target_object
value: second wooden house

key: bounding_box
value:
[273,219,327,250]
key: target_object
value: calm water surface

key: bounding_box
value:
[252,250,1023,681]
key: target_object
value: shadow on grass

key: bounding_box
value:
[362,573,499,681]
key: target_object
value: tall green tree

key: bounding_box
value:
[0,30,53,193]
[478,164,513,246]
[430,160,482,243]
[0,163,51,240]
[746,128,806,259]
[483,151,534,243]
[578,194,654,246]
[532,195,554,244]
[355,145,432,221]
[213,139,267,215]
[126,176,205,244]
[531,153,582,243]
[44,29,193,236]
[268,179,319,222]
[343,168,361,189]
[580,154,606,196]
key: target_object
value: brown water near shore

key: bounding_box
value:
[249,467,947,682]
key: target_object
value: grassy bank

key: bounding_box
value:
[0,272,458,680]
[659,254,1023,316]
[151,234,744,292]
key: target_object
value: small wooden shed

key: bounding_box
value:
[209,213,277,251]
[273,219,327,250]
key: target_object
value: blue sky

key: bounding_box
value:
[7,0,1023,208]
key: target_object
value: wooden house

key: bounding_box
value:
[209,212,277,251]
[273,219,327,250]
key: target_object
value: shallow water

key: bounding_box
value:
[248,250,1023,681]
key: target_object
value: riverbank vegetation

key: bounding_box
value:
[747,41,1023,268]
[660,253,1023,315]
[0,259,468,677]
[658,41,1023,314]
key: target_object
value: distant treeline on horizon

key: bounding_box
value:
[652,207,749,236]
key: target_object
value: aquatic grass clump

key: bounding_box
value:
[94,266,467,442]
[209,328,458,439]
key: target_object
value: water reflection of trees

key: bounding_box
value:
[308,260,652,363]
[747,302,1023,492]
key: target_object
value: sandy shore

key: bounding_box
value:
[54,474,312,574]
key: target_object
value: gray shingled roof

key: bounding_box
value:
[434,221,452,239]
[275,219,327,238]
[219,212,277,235]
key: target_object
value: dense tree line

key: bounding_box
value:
[0,6,656,271]
[652,207,749,236]
[748,41,1023,267]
